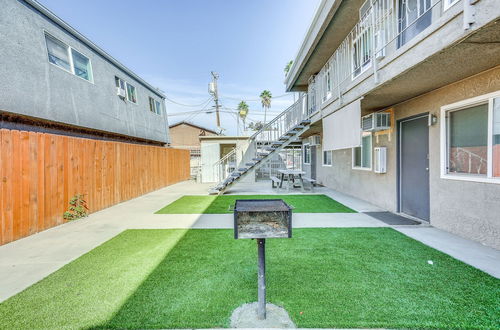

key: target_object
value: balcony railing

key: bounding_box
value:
[310,0,446,113]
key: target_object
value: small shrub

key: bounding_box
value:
[63,194,89,221]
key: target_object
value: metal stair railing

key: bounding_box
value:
[210,93,309,192]
[248,94,307,167]
[213,147,238,183]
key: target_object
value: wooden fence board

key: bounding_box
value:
[0,129,190,245]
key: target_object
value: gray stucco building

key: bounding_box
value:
[285,0,500,248]
[0,0,169,145]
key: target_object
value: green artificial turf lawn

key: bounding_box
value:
[0,229,499,329]
[155,194,356,214]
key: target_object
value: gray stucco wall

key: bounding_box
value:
[0,0,169,143]
[312,66,500,249]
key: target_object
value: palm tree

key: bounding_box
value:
[260,90,272,125]
[237,101,249,130]
[284,60,293,76]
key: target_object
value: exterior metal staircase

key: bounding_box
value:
[209,94,310,195]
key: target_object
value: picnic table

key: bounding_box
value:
[277,169,306,192]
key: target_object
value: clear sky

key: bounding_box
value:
[38,0,320,135]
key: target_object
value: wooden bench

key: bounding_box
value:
[302,177,316,192]
[270,176,281,189]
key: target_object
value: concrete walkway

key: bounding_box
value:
[1,180,499,303]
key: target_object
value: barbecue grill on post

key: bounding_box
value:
[233,199,292,320]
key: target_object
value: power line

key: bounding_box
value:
[220,93,289,102]
[164,95,213,107]
[185,99,214,122]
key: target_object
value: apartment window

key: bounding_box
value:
[45,33,93,82]
[352,17,372,78]
[155,100,162,115]
[441,92,500,182]
[353,133,372,169]
[303,144,311,165]
[397,0,432,47]
[149,97,162,114]
[115,76,126,93]
[323,150,333,166]
[45,34,71,71]
[126,83,137,103]
[443,0,459,11]
[71,49,92,81]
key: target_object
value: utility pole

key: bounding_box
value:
[209,71,221,132]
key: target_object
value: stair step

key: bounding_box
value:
[245,162,256,166]
[231,172,241,177]
[271,141,284,146]
[293,125,305,130]
[238,168,248,172]
[300,119,311,125]
[252,157,263,161]
[257,152,269,156]
[264,147,277,151]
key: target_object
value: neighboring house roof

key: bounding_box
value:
[25,0,165,99]
[169,121,219,135]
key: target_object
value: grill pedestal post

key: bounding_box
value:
[257,238,266,320]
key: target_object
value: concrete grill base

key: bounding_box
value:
[230,302,296,328]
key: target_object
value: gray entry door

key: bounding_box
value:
[399,115,430,221]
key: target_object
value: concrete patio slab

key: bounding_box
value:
[130,212,389,229]
[395,227,500,278]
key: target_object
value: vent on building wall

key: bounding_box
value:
[373,147,387,173]
[362,112,391,131]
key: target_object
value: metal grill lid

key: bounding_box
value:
[234,199,291,212]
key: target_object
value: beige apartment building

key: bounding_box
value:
[284,0,500,248]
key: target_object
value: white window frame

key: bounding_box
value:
[115,76,126,94]
[323,149,333,166]
[352,132,372,171]
[155,99,162,115]
[440,90,500,184]
[126,82,138,104]
[303,144,311,165]
[443,0,459,11]
[149,97,162,115]
[44,31,93,83]
[351,13,373,80]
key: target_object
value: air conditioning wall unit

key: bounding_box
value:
[309,135,321,146]
[373,147,387,173]
[116,87,126,98]
[362,112,391,131]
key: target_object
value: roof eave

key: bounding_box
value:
[285,0,341,92]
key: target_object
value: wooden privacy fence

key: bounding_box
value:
[0,129,190,246]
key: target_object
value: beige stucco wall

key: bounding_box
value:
[315,66,500,249]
